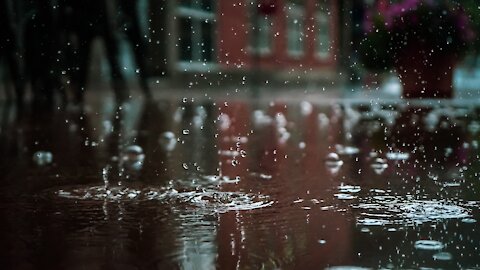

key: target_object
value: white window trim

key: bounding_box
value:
[286,3,305,57]
[248,15,274,56]
[176,2,217,65]
[315,7,332,59]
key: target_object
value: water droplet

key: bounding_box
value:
[159,131,177,152]
[325,153,343,166]
[414,240,444,251]
[182,129,190,135]
[121,145,145,171]
[318,239,326,244]
[371,158,388,174]
[33,151,53,166]
[299,142,306,149]
[182,163,189,170]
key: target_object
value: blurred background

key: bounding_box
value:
[1,0,478,108]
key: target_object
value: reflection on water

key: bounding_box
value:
[1,98,480,269]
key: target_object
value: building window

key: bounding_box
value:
[177,0,216,69]
[286,2,305,57]
[249,1,274,55]
[315,1,332,59]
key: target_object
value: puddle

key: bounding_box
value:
[49,175,273,213]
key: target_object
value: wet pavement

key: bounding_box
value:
[0,93,480,269]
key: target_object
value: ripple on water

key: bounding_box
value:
[433,251,453,261]
[354,195,472,226]
[325,267,372,270]
[414,240,444,251]
[51,177,273,213]
[338,184,361,193]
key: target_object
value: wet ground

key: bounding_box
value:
[0,93,479,269]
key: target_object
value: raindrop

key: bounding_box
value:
[414,240,444,251]
[371,158,388,174]
[325,153,343,174]
[325,153,343,167]
[33,151,53,166]
[159,131,177,152]
[300,101,313,116]
[121,145,145,171]
[182,163,189,170]
[182,129,190,135]
[318,239,326,244]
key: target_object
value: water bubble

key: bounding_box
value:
[300,101,313,116]
[299,142,306,149]
[182,129,190,135]
[371,158,388,174]
[121,145,145,171]
[414,240,444,251]
[159,131,177,152]
[182,163,189,170]
[433,252,453,261]
[325,153,343,167]
[33,151,53,166]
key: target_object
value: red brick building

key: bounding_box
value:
[148,0,340,87]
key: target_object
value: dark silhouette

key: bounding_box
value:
[23,0,60,108]
[118,0,152,98]
[65,0,129,104]
[0,0,25,106]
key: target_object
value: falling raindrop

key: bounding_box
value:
[33,151,53,166]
